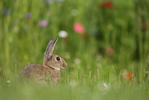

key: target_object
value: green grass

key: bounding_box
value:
[0,81,149,100]
[0,0,149,99]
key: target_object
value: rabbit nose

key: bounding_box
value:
[63,62,67,68]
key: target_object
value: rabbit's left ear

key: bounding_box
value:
[45,38,58,59]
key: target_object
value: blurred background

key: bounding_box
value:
[0,0,149,99]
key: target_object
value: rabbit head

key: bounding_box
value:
[43,39,67,70]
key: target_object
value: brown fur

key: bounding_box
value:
[20,64,60,83]
[20,39,67,84]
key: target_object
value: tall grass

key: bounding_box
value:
[0,0,149,99]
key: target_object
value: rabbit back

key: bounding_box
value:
[20,64,50,81]
[20,64,60,83]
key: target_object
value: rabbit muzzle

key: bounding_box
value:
[61,62,67,70]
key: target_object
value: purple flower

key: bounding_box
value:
[3,9,11,15]
[56,0,64,2]
[45,0,51,5]
[40,20,48,27]
[25,13,32,19]
[92,30,99,36]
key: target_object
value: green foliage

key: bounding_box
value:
[0,0,149,99]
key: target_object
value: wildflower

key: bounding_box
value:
[141,21,147,30]
[122,70,133,81]
[99,1,113,10]
[103,82,109,90]
[103,83,108,88]
[74,23,85,34]
[58,30,68,38]
[25,13,32,19]
[3,9,11,15]
[45,0,51,5]
[92,30,99,36]
[56,0,64,2]
[106,47,114,56]
[74,58,81,64]
[6,80,11,84]
[40,20,48,27]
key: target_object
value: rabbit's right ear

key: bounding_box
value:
[44,38,58,59]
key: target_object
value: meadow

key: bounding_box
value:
[0,0,149,100]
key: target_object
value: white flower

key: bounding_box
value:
[103,83,109,89]
[58,30,68,38]
[6,80,11,84]
[74,58,81,64]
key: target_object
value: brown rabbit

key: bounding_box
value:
[20,39,67,84]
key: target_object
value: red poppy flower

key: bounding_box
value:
[99,1,113,10]
[127,72,133,80]
[122,70,133,81]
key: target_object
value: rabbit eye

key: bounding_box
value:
[56,57,60,61]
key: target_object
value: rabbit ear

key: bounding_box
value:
[45,38,58,59]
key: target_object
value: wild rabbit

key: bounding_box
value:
[20,39,67,84]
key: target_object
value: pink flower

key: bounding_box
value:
[74,23,85,34]
[40,20,48,27]
[25,13,32,19]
